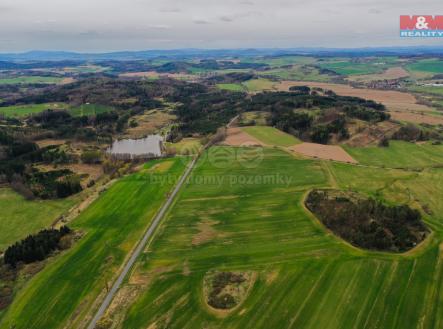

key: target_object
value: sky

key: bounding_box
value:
[0,0,442,52]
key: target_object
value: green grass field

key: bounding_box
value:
[100,146,443,329]
[406,59,443,74]
[0,157,190,329]
[242,126,301,146]
[318,61,384,75]
[0,103,114,118]
[0,76,64,85]
[0,188,78,251]
[344,141,443,169]
[68,104,115,117]
[242,79,275,92]
[409,85,443,96]
[216,83,245,92]
[261,65,333,82]
[0,103,68,118]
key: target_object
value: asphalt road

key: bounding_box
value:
[86,156,197,329]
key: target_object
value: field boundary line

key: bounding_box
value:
[86,156,198,329]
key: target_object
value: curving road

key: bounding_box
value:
[86,156,197,329]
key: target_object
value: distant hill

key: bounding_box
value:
[1,46,443,62]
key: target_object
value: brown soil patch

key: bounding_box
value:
[390,111,443,125]
[223,127,265,147]
[192,220,220,246]
[35,139,67,148]
[289,143,357,163]
[276,81,441,125]
[60,77,76,85]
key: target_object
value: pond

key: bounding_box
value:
[107,135,163,159]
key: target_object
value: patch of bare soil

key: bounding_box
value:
[276,81,441,125]
[223,127,265,146]
[192,220,220,246]
[390,111,443,125]
[289,143,357,163]
[35,139,67,148]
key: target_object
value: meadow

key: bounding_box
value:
[406,59,443,74]
[101,143,443,329]
[344,141,443,169]
[0,103,68,118]
[0,157,190,329]
[0,103,114,118]
[68,104,115,117]
[0,188,78,251]
[242,126,301,146]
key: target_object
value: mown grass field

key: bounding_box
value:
[0,157,190,329]
[242,126,301,146]
[0,76,64,85]
[0,188,78,251]
[102,144,443,329]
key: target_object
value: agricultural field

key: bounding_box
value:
[0,103,68,118]
[0,103,114,118]
[409,85,443,96]
[261,65,333,82]
[68,104,115,117]
[0,188,78,251]
[344,141,443,169]
[406,59,443,75]
[243,56,317,67]
[241,126,301,147]
[216,83,245,92]
[0,157,190,329]
[0,76,64,85]
[217,79,276,93]
[242,79,275,92]
[99,145,443,329]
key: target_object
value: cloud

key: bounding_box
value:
[193,19,211,25]
[368,8,382,14]
[148,24,172,30]
[160,8,181,13]
[219,16,234,22]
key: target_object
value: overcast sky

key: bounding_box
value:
[0,0,441,52]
